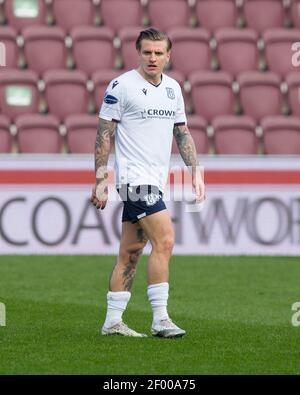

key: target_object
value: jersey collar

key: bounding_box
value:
[134,69,163,88]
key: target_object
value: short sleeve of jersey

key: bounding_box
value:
[174,85,187,126]
[99,79,125,123]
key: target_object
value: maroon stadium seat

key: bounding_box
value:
[168,28,211,77]
[71,26,115,76]
[215,28,259,77]
[44,70,88,121]
[263,29,300,77]
[100,0,143,33]
[195,0,238,33]
[15,114,62,153]
[189,71,234,121]
[4,0,47,32]
[212,115,258,154]
[0,1,5,24]
[172,115,209,154]
[92,70,121,110]
[291,0,300,28]
[0,115,12,153]
[262,116,300,154]
[52,0,95,32]
[119,27,143,70]
[0,69,39,121]
[0,26,18,68]
[237,71,282,122]
[148,0,190,31]
[65,114,98,153]
[243,0,285,33]
[23,26,67,76]
[286,72,300,117]
[188,116,210,154]
[165,70,185,87]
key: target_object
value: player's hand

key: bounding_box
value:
[90,181,108,210]
[192,169,206,203]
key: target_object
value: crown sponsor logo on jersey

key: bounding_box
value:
[112,80,119,89]
[140,108,176,119]
[143,193,160,207]
[104,93,119,105]
[166,87,175,100]
[142,88,147,96]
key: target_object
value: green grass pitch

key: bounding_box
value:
[1,255,300,374]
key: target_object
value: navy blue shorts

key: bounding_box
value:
[117,184,166,223]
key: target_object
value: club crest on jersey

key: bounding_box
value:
[166,87,175,100]
[143,193,160,207]
[104,93,118,104]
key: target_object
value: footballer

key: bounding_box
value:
[91,28,205,337]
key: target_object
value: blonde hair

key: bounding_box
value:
[136,28,172,52]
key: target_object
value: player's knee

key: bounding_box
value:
[156,232,174,256]
[163,236,174,255]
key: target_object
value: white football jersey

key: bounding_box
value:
[99,69,187,192]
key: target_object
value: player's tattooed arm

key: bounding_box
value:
[95,118,117,182]
[91,118,117,210]
[173,124,199,173]
[173,124,206,202]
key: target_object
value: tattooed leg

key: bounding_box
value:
[109,222,148,292]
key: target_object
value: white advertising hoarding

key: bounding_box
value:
[0,155,300,255]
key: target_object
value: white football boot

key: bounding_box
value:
[101,321,147,337]
[151,318,186,338]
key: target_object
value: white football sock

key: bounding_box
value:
[103,291,131,329]
[147,282,170,325]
